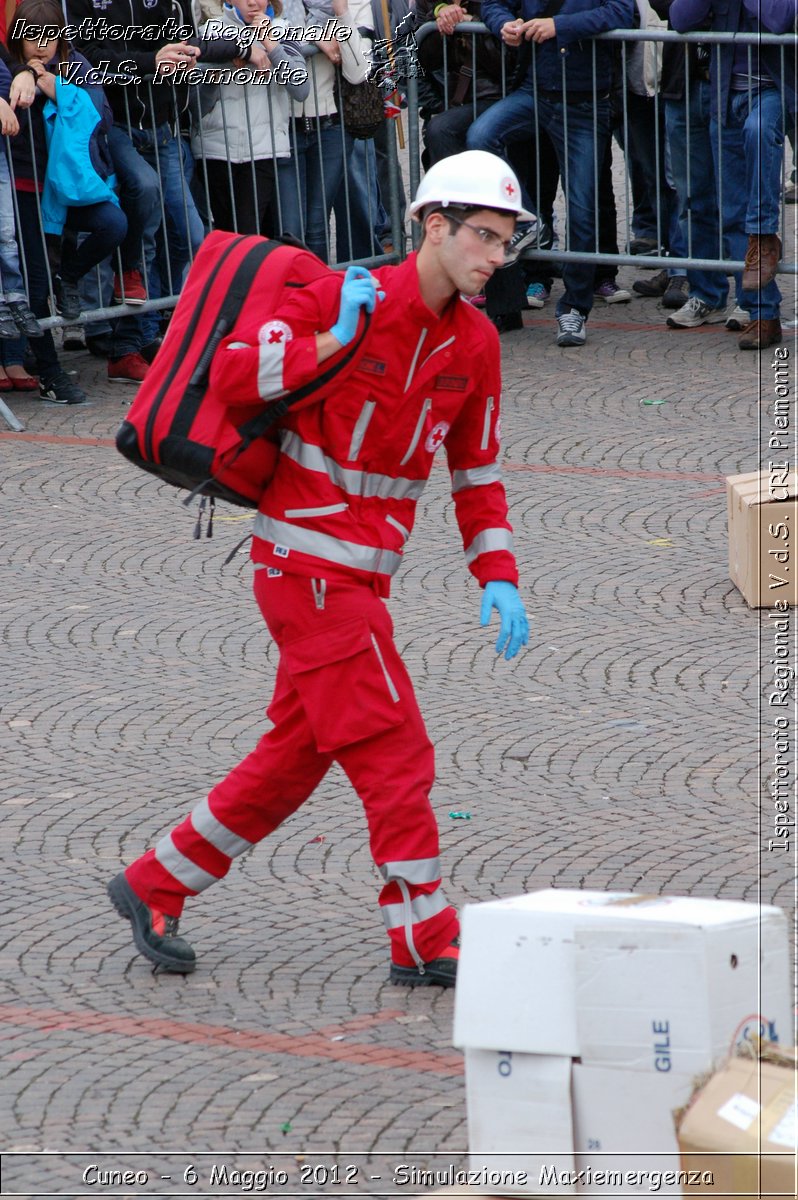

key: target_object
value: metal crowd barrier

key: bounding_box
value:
[409,22,798,276]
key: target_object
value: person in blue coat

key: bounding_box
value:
[464,0,635,347]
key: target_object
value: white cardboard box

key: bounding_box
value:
[465,1049,576,1195]
[453,891,792,1067]
[571,1063,694,1196]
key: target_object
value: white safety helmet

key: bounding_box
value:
[407,150,535,223]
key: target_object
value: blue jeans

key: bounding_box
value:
[61,201,127,285]
[711,87,784,320]
[467,82,613,316]
[275,120,354,262]
[665,82,726,309]
[130,126,205,297]
[333,139,385,262]
[0,151,26,301]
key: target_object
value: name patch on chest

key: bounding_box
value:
[434,374,468,392]
[358,357,387,375]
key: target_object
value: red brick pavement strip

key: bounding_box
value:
[0,1004,465,1077]
[0,430,724,486]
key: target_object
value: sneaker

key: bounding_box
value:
[629,236,660,256]
[465,292,486,308]
[506,216,554,263]
[0,301,18,339]
[738,318,783,351]
[62,324,86,351]
[107,872,196,974]
[108,352,149,383]
[526,281,550,308]
[785,182,798,204]
[632,268,668,298]
[38,368,88,405]
[662,276,690,309]
[8,299,42,338]
[113,269,147,305]
[556,308,587,347]
[594,280,632,304]
[389,939,459,988]
[53,275,82,321]
[724,304,751,331]
[666,296,727,328]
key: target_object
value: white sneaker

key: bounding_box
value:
[666,296,727,328]
[724,303,751,331]
[556,308,586,347]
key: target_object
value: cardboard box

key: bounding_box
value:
[572,1063,696,1196]
[465,1049,576,1194]
[677,1055,797,1197]
[454,890,792,1066]
[727,470,798,608]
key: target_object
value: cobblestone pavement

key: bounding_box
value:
[1,256,796,1200]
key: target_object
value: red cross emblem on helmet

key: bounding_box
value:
[501,177,517,201]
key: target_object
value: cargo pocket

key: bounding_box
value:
[281,618,404,752]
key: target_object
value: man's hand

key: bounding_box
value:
[500,18,526,45]
[480,581,529,661]
[524,17,557,42]
[330,265,384,346]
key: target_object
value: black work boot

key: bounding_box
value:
[389,940,459,988]
[107,872,196,973]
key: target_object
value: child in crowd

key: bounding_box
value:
[7,0,127,404]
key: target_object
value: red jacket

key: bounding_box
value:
[209,253,519,597]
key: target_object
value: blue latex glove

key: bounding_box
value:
[480,581,529,661]
[330,265,383,346]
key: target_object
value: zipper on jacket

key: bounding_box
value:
[371,634,400,703]
[311,578,327,610]
[348,399,376,461]
[403,330,428,392]
[481,395,495,451]
[400,398,432,466]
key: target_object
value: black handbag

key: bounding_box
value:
[338,72,385,140]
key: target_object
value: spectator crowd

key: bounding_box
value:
[0,0,794,405]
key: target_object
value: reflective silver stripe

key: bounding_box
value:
[419,335,455,371]
[404,329,428,392]
[370,634,400,702]
[281,431,425,502]
[154,834,218,892]
[381,888,450,930]
[283,503,349,518]
[191,797,253,859]
[481,396,495,450]
[451,463,503,494]
[400,398,432,467]
[257,340,288,401]
[385,515,410,542]
[464,528,516,565]
[348,399,376,461]
[253,514,402,576]
[379,857,442,885]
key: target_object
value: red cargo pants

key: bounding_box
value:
[125,568,459,967]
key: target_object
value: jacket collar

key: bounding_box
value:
[386,251,461,332]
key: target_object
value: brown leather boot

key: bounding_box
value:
[741,234,781,290]
[738,318,783,350]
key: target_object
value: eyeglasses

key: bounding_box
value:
[445,215,519,264]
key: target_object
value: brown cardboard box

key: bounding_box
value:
[677,1055,796,1198]
[727,471,798,608]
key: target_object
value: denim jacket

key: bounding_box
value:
[481,0,635,93]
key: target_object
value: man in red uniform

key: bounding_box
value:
[108,150,531,988]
